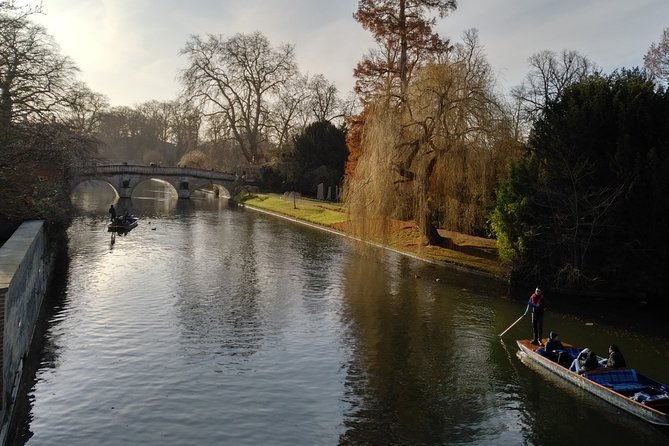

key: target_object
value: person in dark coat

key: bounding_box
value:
[109,204,117,222]
[525,287,545,345]
[543,331,564,361]
[606,344,627,368]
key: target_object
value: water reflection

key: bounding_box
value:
[339,252,498,444]
[173,209,263,363]
[71,179,183,217]
[12,181,669,445]
[338,250,669,445]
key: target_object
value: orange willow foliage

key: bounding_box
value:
[344,109,368,177]
[344,31,523,243]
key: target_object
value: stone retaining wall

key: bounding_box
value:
[0,221,51,443]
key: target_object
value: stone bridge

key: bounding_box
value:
[70,164,249,199]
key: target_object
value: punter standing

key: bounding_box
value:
[525,287,545,345]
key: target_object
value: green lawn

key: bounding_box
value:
[242,193,507,279]
[243,194,348,228]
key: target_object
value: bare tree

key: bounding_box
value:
[137,100,173,143]
[307,74,341,122]
[203,113,230,147]
[180,31,297,164]
[62,81,109,135]
[268,74,311,153]
[168,99,201,157]
[0,6,78,127]
[511,49,597,135]
[200,113,246,169]
[644,27,669,85]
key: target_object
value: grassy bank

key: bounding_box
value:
[242,193,508,279]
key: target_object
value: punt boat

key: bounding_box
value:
[517,339,669,426]
[107,215,139,232]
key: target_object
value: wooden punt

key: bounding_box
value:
[107,216,139,232]
[517,339,669,426]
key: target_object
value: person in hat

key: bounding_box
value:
[543,331,563,361]
[525,287,545,345]
[544,331,563,351]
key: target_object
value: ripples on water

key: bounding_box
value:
[13,182,669,445]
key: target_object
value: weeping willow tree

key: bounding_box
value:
[344,30,520,246]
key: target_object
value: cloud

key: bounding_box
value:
[444,0,668,88]
[33,0,669,106]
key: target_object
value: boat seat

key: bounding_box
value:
[586,368,646,393]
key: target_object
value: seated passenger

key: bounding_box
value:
[557,350,573,368]
[544,331,564,361]
[570,348,598,373]
[544,331,563,351]
[605,344,627,368]
[569,348,588,373]
[582,350,599,372]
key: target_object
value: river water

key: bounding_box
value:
[13,181,669,445]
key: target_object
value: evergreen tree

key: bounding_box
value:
[492,70,669,298]
[289,121,348,197]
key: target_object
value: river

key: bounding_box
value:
[12,181,669,445]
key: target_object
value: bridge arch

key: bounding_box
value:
[71,179,120,198]
[131,177,180,198]
[70,164,244,199]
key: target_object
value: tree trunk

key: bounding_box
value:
[0,85,13,130]
[398,0,408,96]
[416,155,444,246]
[422,218,444,246]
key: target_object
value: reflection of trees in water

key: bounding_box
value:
[174,210,262,362]
[295,231,345,316]
[338,253,499,445]
[339,250,669,445]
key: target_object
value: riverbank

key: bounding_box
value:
[241,193,669,339]
[242,193,508,280]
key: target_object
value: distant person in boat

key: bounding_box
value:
[544,331,564,361]
[525,287,545,346]
[605,344,627,368]
[109,204,117,222]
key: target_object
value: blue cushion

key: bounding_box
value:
[586,369,645,393]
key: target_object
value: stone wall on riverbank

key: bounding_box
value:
[0,221,51,442]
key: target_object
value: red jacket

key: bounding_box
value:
[528,292,544,313]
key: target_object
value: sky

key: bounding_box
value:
[31,0,669,107]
